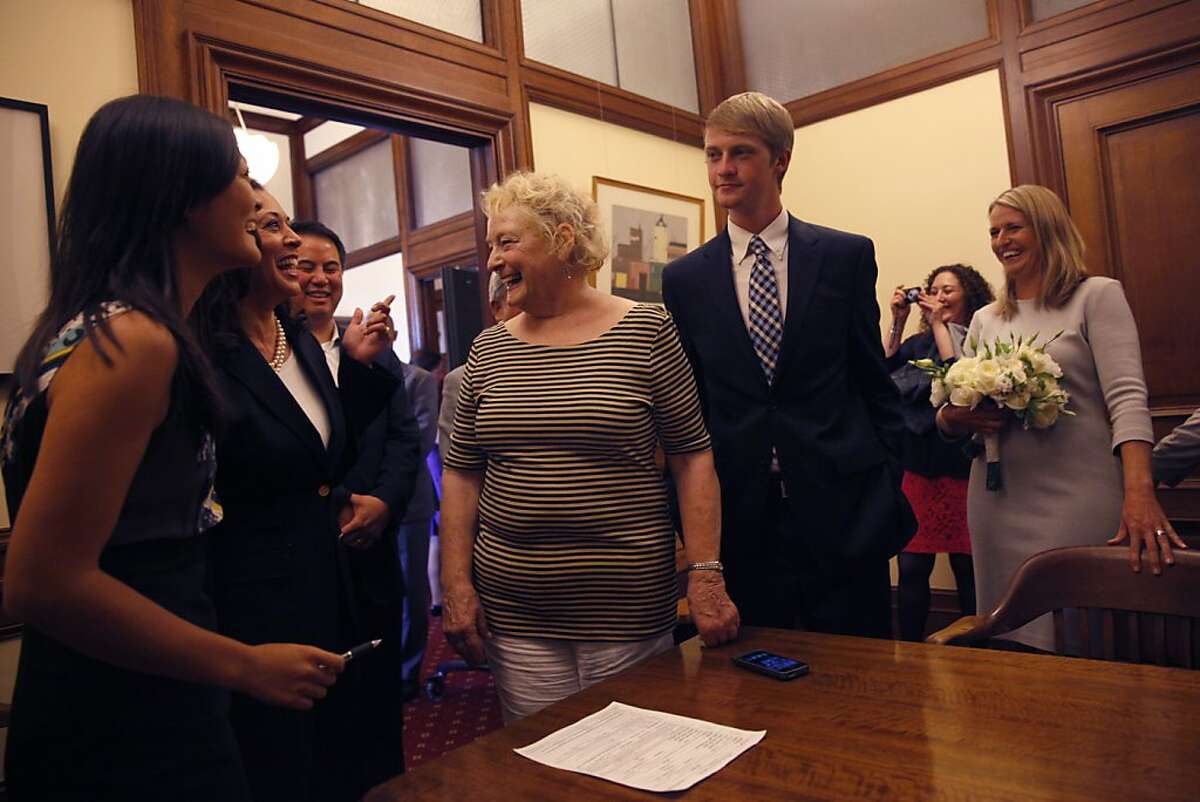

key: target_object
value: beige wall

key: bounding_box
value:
[0,0,139,210]
[785,69,1011,338]
[528,103,717,244]
[0,0,139,754]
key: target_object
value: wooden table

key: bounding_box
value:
[366,628,1200,801]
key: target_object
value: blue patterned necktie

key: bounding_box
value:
[747,235,783,383]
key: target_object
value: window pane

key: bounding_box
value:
[352,0,483,42]
[740,0,990,102]
[1030,0,1098,21]
[313,138,399,254]
[521,0,618,85]
[335,251,410,361]
[611,0,698,113]
[408,138,475,228]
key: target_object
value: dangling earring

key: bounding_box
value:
[561,263,575,279]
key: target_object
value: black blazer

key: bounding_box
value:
[336,332,422,607]
[206,318,395,651]
[662,216,915,564]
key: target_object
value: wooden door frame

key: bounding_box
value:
[135,7,511,353]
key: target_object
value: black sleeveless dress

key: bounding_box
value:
[0,304,251,801]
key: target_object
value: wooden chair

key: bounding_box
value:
[927,546,1200,668]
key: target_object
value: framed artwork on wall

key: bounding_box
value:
[0,97,56,375]
[592,177,704,305]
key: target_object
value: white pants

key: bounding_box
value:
[484,632,674,723]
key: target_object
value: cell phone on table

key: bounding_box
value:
[732,650,810,681]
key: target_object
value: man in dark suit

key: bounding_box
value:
[662,92,915,639]
[393,355,439,700]
[293,221,421,784]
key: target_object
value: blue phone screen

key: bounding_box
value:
[744,651,804,672]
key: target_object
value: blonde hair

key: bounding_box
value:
[990,184,1089,319]
[481,171,608,274]
[706,91,794,164]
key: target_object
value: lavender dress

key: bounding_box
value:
[963,277,1154,651]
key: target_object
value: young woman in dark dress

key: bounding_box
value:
[883,264,994,641]
[0,95,345,802]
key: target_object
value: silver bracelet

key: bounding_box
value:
[687,561,724,573]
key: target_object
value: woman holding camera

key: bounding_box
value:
[884,265,994,641]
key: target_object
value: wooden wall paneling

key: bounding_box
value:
[784,35,1005,130]
[306,128,389,173]
[522,60,706,147]
[290,124,315,221]
[469,144,498,327]
[999,0,1040,184]
[389,133,422,354]
[1017,0,1187,50]
[345,236,403,269]
[687,0,747,115]
[405,213,478,273]
[138,1,511,115]
[295,116,325,135]
[1018,0,1200,84]
[1051,59,1200,402]
[267,0,508,67]
[132,0,187,99]
[234,109,294,135]
[495,0,534,170]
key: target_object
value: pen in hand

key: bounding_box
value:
[342,639,383,663]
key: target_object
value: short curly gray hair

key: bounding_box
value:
[481,171,609,273]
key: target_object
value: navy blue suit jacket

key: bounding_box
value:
[662,216,915,570]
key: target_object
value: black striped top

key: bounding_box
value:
[445,303,710,641]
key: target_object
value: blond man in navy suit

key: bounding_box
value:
[662,92,915,638]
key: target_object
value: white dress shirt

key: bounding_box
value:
[319,332,341,388]
[277,351,332,448]
[727,207,790,327]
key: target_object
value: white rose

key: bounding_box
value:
[949,386,983,408]
[973,359,1001,396]
[930,379,947,407]
[1006,389,1031,410]
[944,358,976,390]
[1005,362,1028,388]
[1029,402,1060,428]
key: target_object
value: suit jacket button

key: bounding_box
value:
[317,484,331,497]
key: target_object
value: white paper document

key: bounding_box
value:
[513,701,765,793]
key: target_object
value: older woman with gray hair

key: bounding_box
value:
[440,171,738,721]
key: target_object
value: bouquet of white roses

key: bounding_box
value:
[911,331,1073,491]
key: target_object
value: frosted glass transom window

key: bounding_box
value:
[522,0,699,113]
[408,138,475,228]
[740,0,990,102]
[313,138,400,254]
[351,0,484,42]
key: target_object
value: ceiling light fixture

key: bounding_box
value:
[232,105,280,185]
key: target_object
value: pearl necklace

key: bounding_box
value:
[270,314,288,372]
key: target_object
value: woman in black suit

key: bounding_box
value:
[194,185,397,802]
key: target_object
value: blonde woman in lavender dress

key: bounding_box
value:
[936,185,1185,652]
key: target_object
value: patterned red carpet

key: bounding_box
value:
[403,613,504,770]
